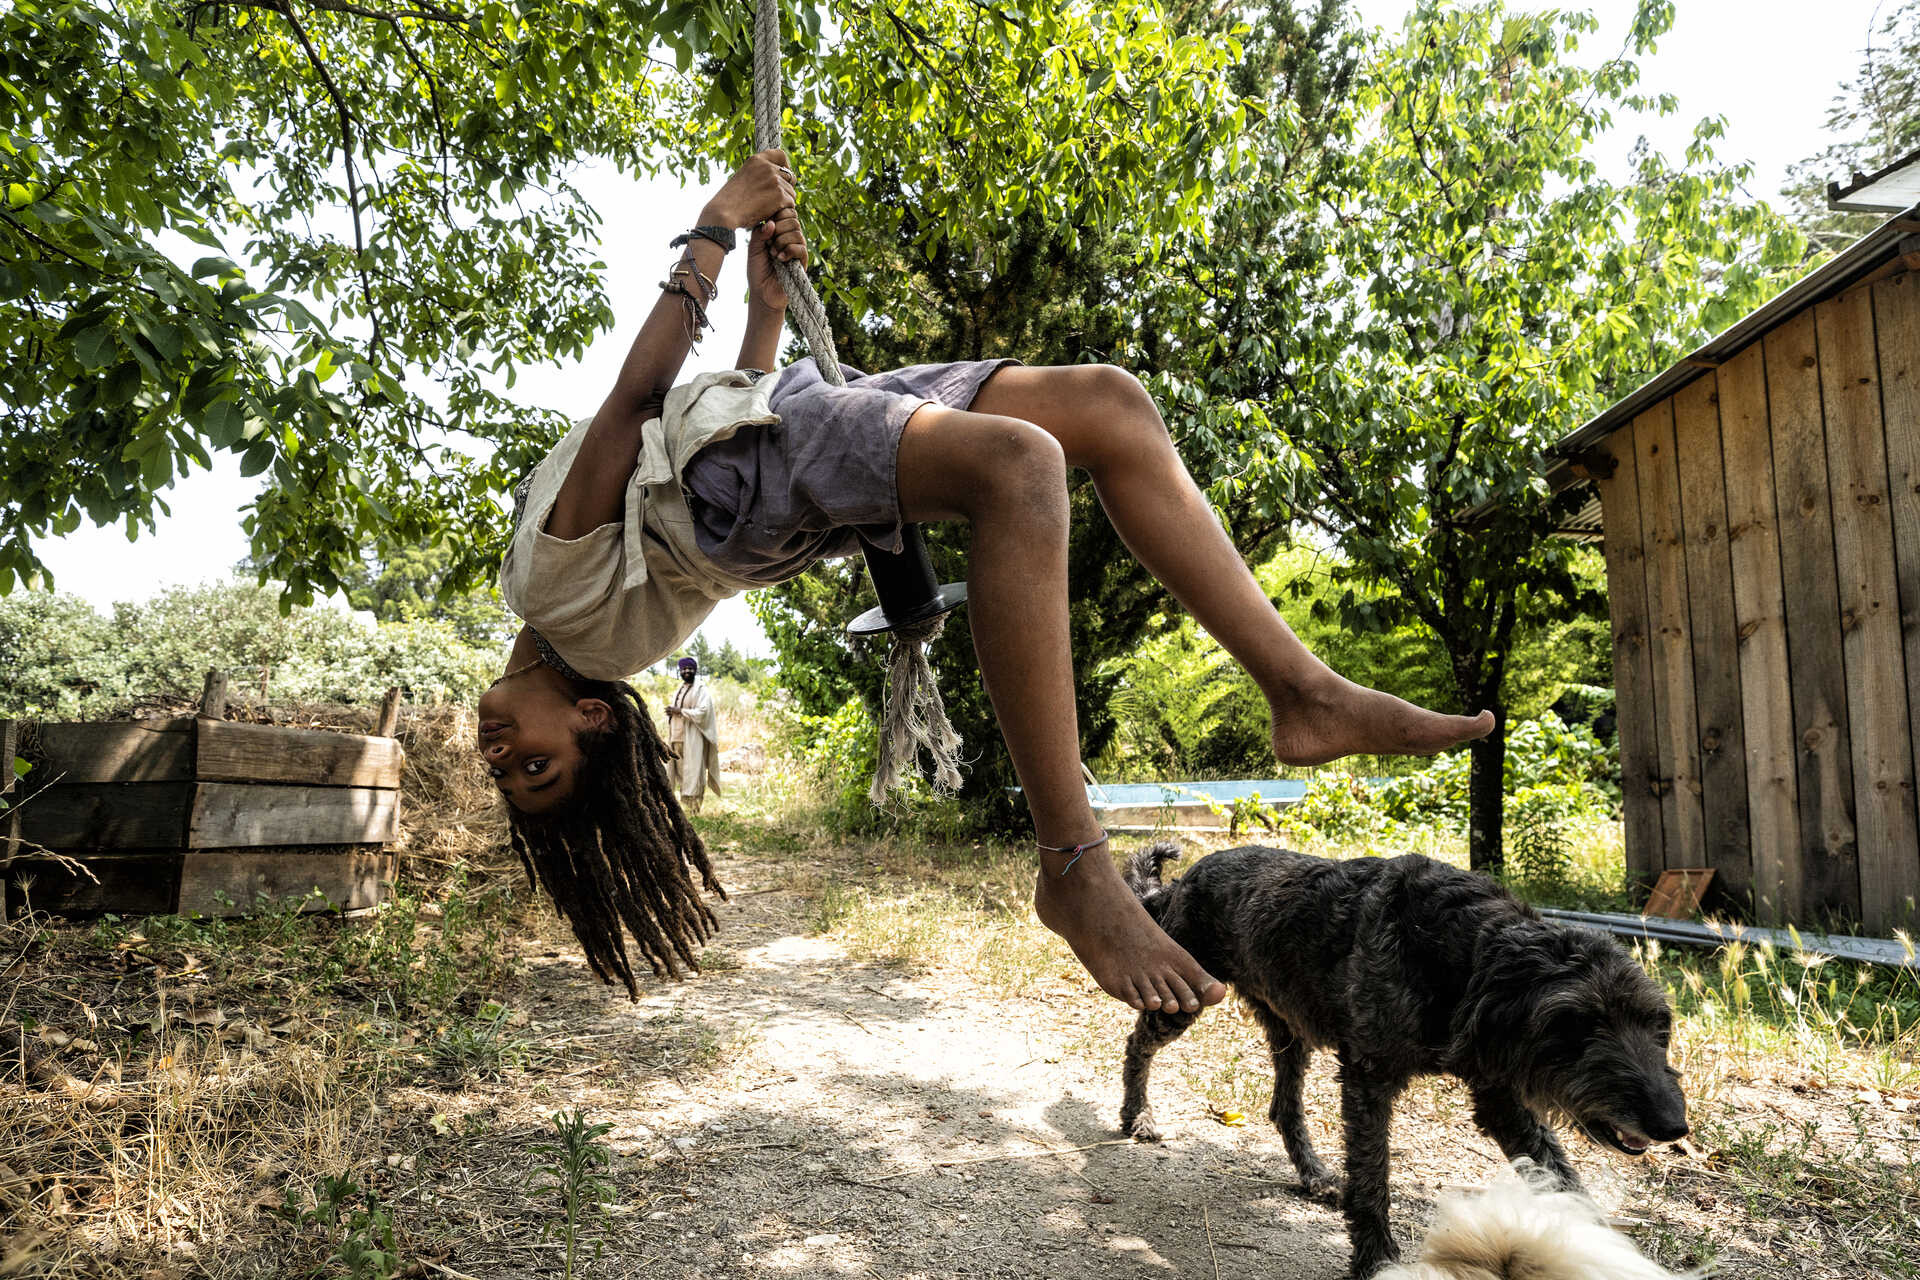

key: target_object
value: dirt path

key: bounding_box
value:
[431,849,1718,1280]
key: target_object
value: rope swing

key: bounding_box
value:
[750,0,968,804]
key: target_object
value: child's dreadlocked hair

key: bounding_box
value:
[504,678,726,998]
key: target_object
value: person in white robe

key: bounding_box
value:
[665,656,721,813]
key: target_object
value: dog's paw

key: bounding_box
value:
[1122,1112,1163,1143]
[1300,1171,1343,1204]
[1347,1234,1402,1280]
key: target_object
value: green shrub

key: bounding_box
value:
[1284,772,1385,843]
[0,579,498,717]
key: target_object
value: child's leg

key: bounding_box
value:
[894,405,1224,1014]
[967,365,1494,764]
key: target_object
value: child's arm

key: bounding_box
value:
[545,151,802,541]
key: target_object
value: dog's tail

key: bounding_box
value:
[1376,1161,1702,1280]
[1122,841,1182,904]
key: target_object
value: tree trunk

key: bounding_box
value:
[1467,706,1506,875]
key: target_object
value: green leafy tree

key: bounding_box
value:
[1782,0,1920,253]
[753,0,1356,827]
[1169,0,1803,870]
[2,0,1242,605]
[337,544,517,648]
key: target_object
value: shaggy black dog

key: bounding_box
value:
[1120,844,1688,1279]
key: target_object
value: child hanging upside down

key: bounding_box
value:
[477,150,1494,1009]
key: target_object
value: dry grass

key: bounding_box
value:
[800,822,1920,1277]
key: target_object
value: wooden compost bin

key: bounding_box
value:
[2,716,403,918]
[1545,207,1920,932]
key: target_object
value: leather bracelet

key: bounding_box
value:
[670,225,736,253]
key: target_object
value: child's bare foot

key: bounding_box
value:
[1269,671,1494,767]
[1032,843,1226,1012]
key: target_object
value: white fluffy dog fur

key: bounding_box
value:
[1376,1162,1701,1280]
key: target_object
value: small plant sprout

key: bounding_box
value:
[528,1109,617,1279]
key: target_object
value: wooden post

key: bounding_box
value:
[0,720,16,798]
[199,669,229,720]
[376,687,403,739]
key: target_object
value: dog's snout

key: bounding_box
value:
[1645,1084,1689,1143]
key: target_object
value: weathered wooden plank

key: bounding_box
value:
[1873,268,1920,926]
[1633,399,1708,878]
[199,669,228,719]
[194,721,405,789]
[18,719,195,784]
[1765,308,1862,921]
[186,783,399,848]
[376,687,402,739]
[4,853,181,917]
[12,783,195,850]
[1718,342,1804,923]
[1595,440,1666,889]
[177,849,393,917]
[1816,287,1920,933]
[1671,374,1754,911]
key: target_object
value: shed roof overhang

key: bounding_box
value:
[1829,147,1920,213]
[1539,204,1920,500]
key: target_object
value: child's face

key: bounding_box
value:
[474,675,607,814]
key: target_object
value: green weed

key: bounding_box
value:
[528,1110,617,1280]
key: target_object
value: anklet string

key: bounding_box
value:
[1036,829,1110,876]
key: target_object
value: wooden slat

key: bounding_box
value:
[4,853,181,917]
[1765,308,1862,920]
[1873,269,1920,924]
[20,719,195,784]
[178,850,392,917]
[1633,400,1708,876]
[1816,288,1920,932]
[1718,343,1804,922]
[376,687,402,739]
[194,721,405,788]
[1595,442,1665,888]
[1671,374,1754,911]
[187,783,399,848]
[13,783,195,850]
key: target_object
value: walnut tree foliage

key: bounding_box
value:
[1163,0,1804,868]
[748,0,1354,826]
[0,0,1243,601]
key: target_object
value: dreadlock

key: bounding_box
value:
[504,678,726,998]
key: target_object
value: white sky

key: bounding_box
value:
[30,0,1900,657]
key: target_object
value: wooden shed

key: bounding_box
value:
[2,713,403,919]
[1548,204,1920,932]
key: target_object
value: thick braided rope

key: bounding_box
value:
[751,0,963,803]
[751,0,844,392]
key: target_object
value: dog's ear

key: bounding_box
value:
[1450,924,1570,1076]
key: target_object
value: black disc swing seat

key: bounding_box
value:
[751,0,967,797]
[846,529,968,637]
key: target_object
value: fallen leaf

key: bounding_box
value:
[429,1112,453,1136]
